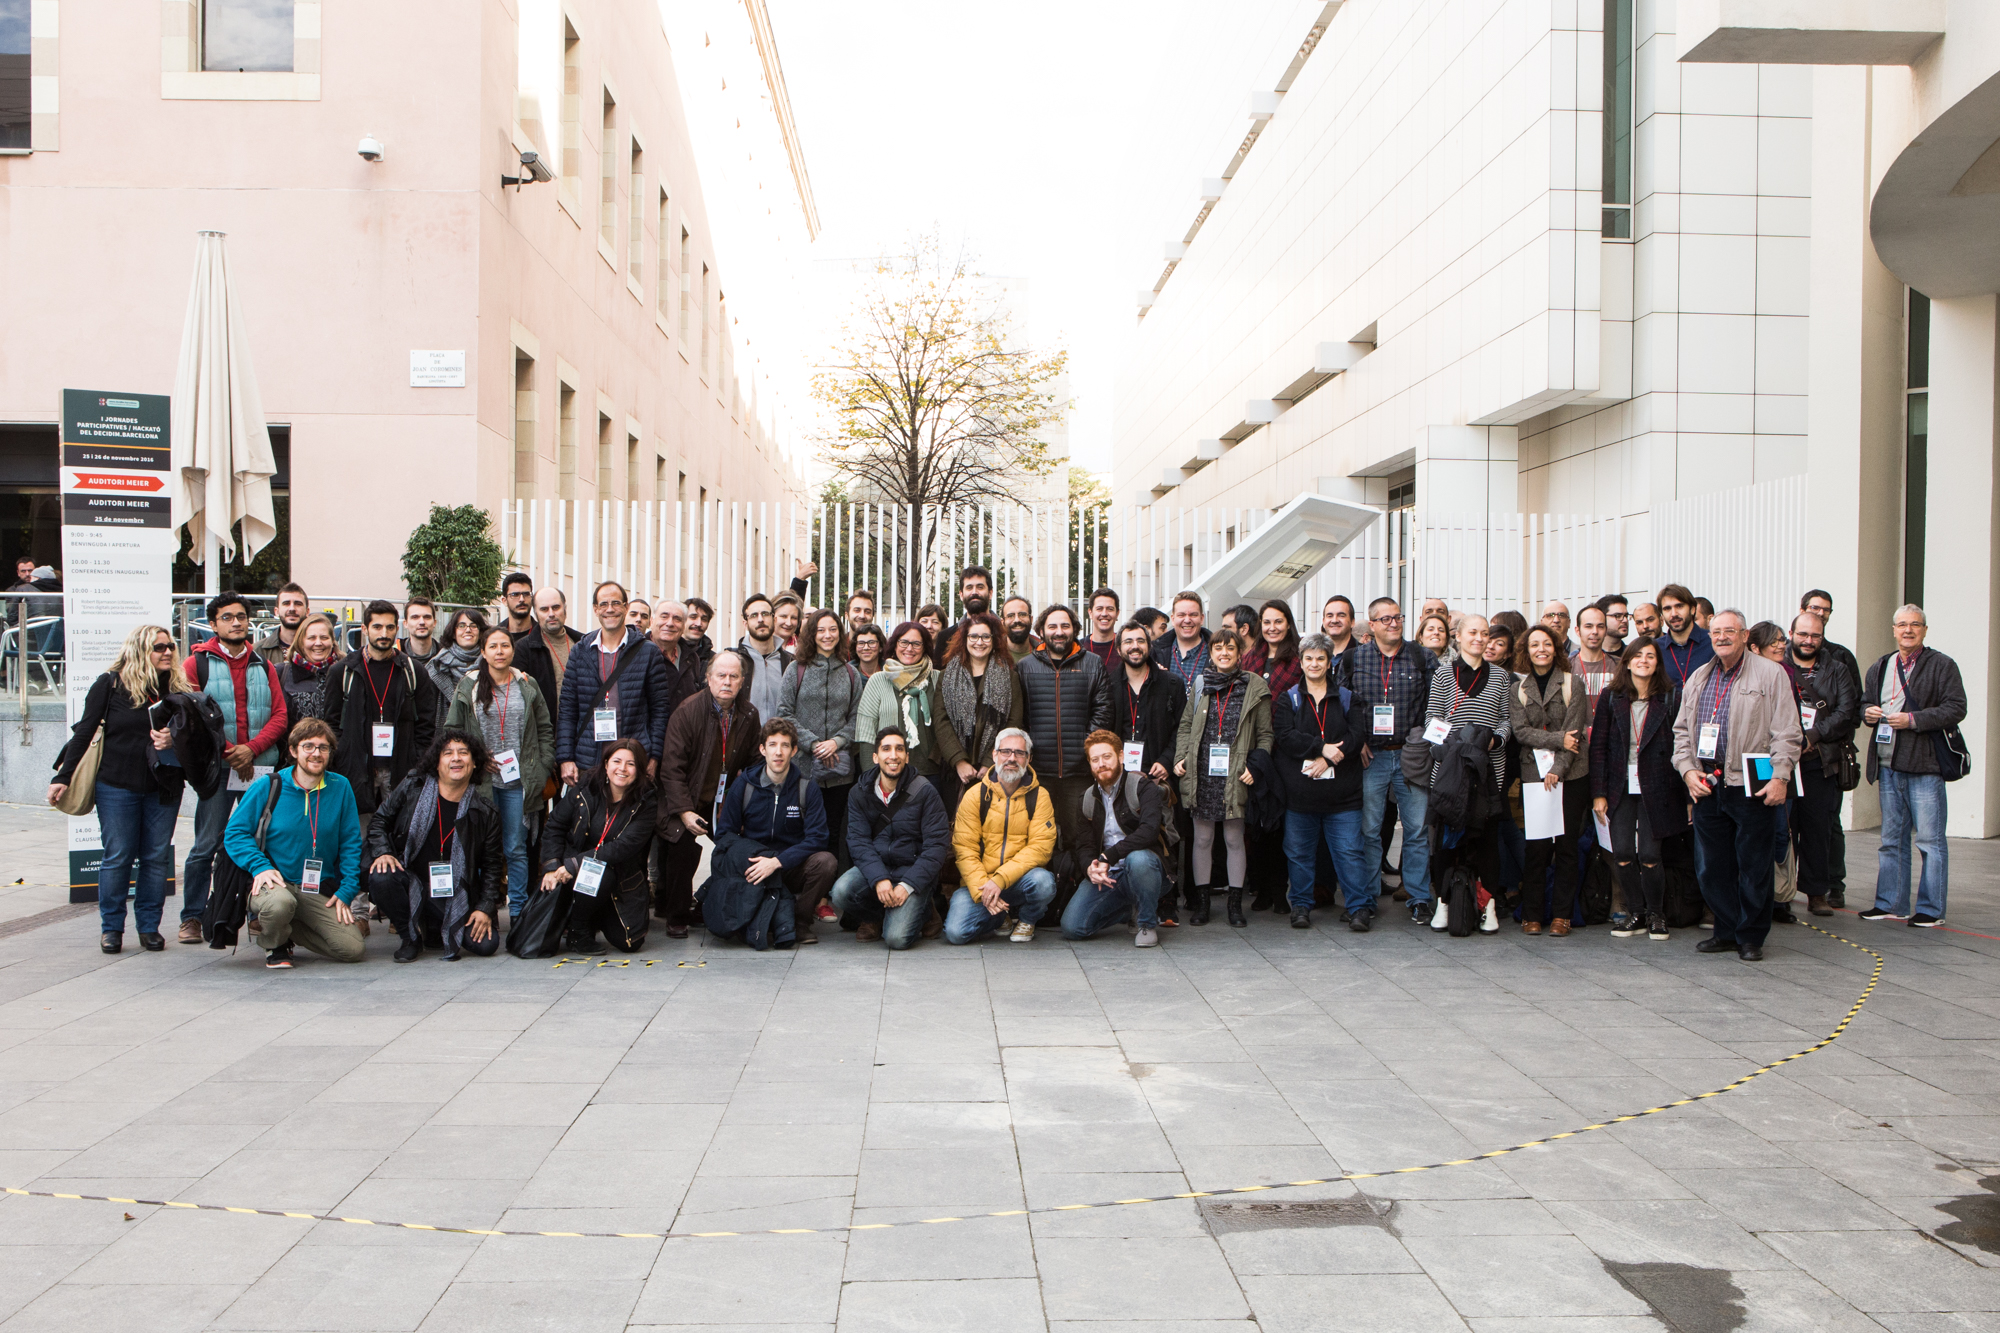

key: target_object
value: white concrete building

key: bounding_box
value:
[1115,0,2000,834]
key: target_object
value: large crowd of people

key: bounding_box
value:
[50,564,1968,969]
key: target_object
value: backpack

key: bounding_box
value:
[201,772,282,948]
[1443,864,1479,937]
[1080,773,1181,857]
[1660,832,1705,928]
[1578,851,1614,925]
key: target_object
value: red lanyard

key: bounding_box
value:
[1895,649,1921,693]
[363,657,394,724]
[1379,647,1396,700]
[494,677,509,737]
[1707,659,1742,722]
[718,711,731,752]
[437,806,454,860]
[1667,641,1695,681]
[594,803,622,854]
[1210,680,1239,737]
[1307,687,1332,740]
[1127,684,1141,735]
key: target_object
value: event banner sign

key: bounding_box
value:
[61,389,177,903]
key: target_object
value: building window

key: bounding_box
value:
[513,352,536,502]
[627,432,641,499]
[628,142,644,287]
[657,190,672,322]
[0,0,27,150]
[1600,0,1633,239]
[557,382,577,504]
[560,23,580,206]
[699,263,711,379]
[1905,289,1930,607]
[655,456,668,504]
[679,229,692,343]
[203,0,295,72]
[600,90,617,252]
[597,412,614,496]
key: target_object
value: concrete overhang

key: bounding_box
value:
[1676,0,1944,65]
[1873,67,2000,298]
[1193,494,1381,609]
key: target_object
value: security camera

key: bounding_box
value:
[503,149,555,189]
[357,134,385,163]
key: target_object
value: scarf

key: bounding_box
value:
[939,656,1014,758]
[427,642,482,704]
[1202,667,1244,695]
[401,777,469,958]
[890,656,933,731]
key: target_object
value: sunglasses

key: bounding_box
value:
[150,642,175,653]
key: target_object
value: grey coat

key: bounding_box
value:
[1508,669,1592,783]
[779,656,865,788]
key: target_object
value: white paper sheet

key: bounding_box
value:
[1593,809,1612,846]
[1522,779,1566,840]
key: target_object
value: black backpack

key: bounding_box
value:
[1443,865,1479,937]
[1578,852,1614,925]
[1660,832,1705,928]
[201,773,282,948]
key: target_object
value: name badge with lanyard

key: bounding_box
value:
[363,658,398,757]
[1206,678,1238,776]
[714,711,734,813]
[1372,650,1399,736]
[1123,692,1144,771]
[428,812,455,898]
[574,805,623,898]
[1697,660,1742,764]
[1880,651,1917,748]
[594,639,631,741]
[300,780,325,890]
[491,683,521,783]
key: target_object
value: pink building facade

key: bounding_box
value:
[0,0,807,599]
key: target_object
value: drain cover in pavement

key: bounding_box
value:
[1200,1197,1393,1233]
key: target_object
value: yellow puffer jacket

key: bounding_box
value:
[952,766,1057,890]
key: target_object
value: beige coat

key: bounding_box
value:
[1671,652,1803,786]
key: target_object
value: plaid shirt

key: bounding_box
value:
[1340,640,1435,746]
[1694,655,1746,770]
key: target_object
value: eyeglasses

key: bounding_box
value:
[295,743,331,756]
[1371,614,1404,624]
[214,611,249,624]
[150,641,175,653]
[994,747,1028,758]
[595,600,625,611]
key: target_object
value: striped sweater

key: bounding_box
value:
[1425,659,1512,791]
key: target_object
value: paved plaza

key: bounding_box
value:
[1,798,1998,1331]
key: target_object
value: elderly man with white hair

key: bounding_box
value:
[944,726,1058,943]
[654,650,762,938]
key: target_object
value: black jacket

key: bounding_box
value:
[56,669,190,801]
[1108,663,1185,777]
[1787,652,1859,773]
[512,625,584,743]
[1017,643,1111,779]
[1079,772,1166,863]
[845,767,952,891]
[277,654,340,726]
[1269,680,1368,813]
[542,782,657,901]
[1862,647,1969,779]
[364,774,506,919]
[656,640,704,721]
[320,651,440,813]
[1587,688,1689,838]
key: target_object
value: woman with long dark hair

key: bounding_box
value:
[445,625,554,922]
[542,738,657,955]
[1248,600,1303,694]
[939,612,1023,778]
[856,622,964,776]
[1172,630,1272,927]
[426,608,489,726]
[50,624,194,954]
[851,624,889,679]
[1589,641,1687,940]
[781,609,864,874]
[1510,624,1592,936]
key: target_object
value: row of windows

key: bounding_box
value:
[509,350,701,514]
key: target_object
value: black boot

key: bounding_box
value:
[1226,887,1247,928]
[1250,885,1276,912]
[1187,887,1211,926]
[1611,863,1645,936]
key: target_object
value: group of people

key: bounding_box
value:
[52,564,1966,969]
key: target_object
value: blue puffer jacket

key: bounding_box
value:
[717,761,828,870]
[844,767,952,890]
[555,627,670,766]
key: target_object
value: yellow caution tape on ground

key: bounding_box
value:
[3,923,1884,1240]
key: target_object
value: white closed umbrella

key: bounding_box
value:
[170,230,277,594]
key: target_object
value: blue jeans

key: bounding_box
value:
[1361,755,1430,903]
[1060,851,1164,937]
[182,786,242,923]
[943,868,1055,943]
[493,785,528,919]
[1692,784,1777,949]
[1283,809,1373,914]
[1875,768,1948,918]
[96,781,178,935]
[830,866,935,950]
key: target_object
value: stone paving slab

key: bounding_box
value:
[0,809,1998,1329]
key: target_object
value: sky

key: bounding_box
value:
[757,0,1330,479]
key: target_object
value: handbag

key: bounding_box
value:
[1399,725,1433,790]
[54,729,104,816]
[507,882,574,957]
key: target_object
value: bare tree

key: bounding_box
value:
[813,237,1068,520]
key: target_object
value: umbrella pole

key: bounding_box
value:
[204,532,222,595]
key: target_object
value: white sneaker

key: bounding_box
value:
[1430,900,1450,931]
[1134,927,1159,948]
[1010,921,1036,943]
[1478,900,1499,934]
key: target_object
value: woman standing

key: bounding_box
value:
[1509,625,1592,936]
[1423,614,1511,933]
[541,739,657,955]
[1172,630,1272,927]
[851,624,889,680]
[781,609,864,872]
[1483,619,1525,911]
[277,615,341,724]
[1589,641,1688,941]
[1271,633,1370,930]
[939,612,1023,784]
[446,626,554,923]
[856,622,964,777]
[1242,600,1302,910]
[50,625,193,954]
[426,609,488,727]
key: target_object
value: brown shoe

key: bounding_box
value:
[176,920,202,944]
[1521,920,1542,935]
[1808,896,1834,917]
[1550,918,1572,937]
[855,921,882,943]
[921,905,944,939]
[795,923,818,945]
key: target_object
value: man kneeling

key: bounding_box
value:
[831,727,951,949]
[945,728,1057,943]
[226,719,366,969]
[1061,730,1168,947]
[364,728,506,961]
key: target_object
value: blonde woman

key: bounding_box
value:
[50,625,195,954]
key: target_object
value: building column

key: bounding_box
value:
[1922,295,2000,839]
[1416,425,1518,617]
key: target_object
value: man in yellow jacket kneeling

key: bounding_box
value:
[947,727,1058,943]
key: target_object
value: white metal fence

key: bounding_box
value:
[497,477,1808,645]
